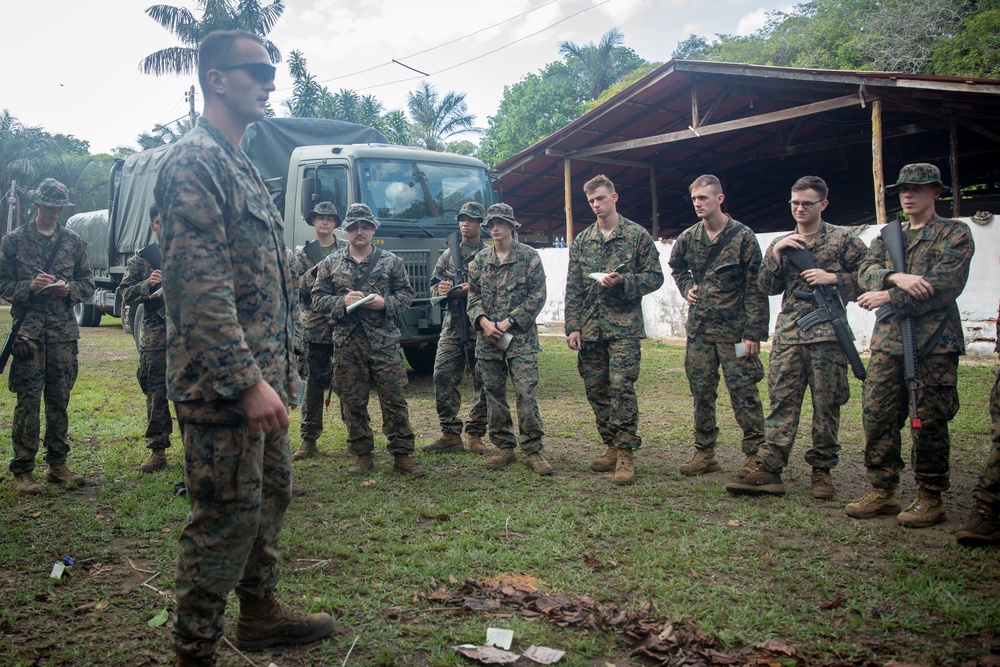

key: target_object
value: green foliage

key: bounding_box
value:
[930,7,1000,77]
[406,81,482,152]
[584,62,662,113]
[547,28,647,101]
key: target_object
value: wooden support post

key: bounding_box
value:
[949,117,961,218]
[649,166,659,240]
[563,159,573,244]
[872,99,886,226]
[691,79,699,128]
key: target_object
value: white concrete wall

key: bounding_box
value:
[535,216,999,355]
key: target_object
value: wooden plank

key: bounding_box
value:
[878,90,1000,145]
[950,117,961,217]
[872,99,886,226]
[545,149,649,170]
[650,166,659,239]
[564,159,574,244]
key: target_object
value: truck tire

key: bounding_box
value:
[74,303,103,327]
[403,342,437,375]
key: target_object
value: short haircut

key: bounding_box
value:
[148,203,159,221]
[689,174,722,194]
[583,174,615,195]
[198,30,264,92]
[791,176,828,200]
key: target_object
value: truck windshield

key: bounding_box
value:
[355,158,492,225]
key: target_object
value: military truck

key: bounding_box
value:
[67,118,498,373]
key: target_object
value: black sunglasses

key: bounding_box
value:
[216,62,276,83]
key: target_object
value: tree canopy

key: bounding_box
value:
[406,82,482,152]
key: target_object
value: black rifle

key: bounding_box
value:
[446,232,473,372]
[878,219,923,431]
[783,247,867,381]
[0,307,27,374]
[137,242,166,318]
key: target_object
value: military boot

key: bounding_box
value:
[45,463,85,486]
[525,452,553,476]
[737,455,757,479]
[139,449,167,473]
[11,472,43,495]
[466,434,489,454]
[591,446,617,472]
[393,454,426,478]
[679,449,720,476]
[486,448,517,469]
[845,486,900,519]
[234,594,335,651]
[725,464,784,496]
[897,488,946,528]
[956,501,1000,546]
[421,433,464,454]
[614,449,635,486]
[174,652,216,667]
[347,454,373,476]
[293,439,318,461]
[810,468,835,499]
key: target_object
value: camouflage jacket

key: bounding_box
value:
[311,246,414,349]
[565,216,664,341]
[467,241,546,360]
[668,216,769,343]
[860,214,974,356]
[119,251,166,351]
[759,221,868,345]
[289,239,339,344]
[0,222,94,343]
[154,118,296,404]
[431,240,484,344]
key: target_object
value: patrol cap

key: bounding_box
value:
[886,163,950,194]
[483,203,520,229]
[306,201,340,226]
[342,203,380,230]
[456,201,486,222]
[29,178,73,208]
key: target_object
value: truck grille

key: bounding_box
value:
[396,249,432,299]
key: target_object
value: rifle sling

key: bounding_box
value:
[353,247,382,292]
[11,228,66,320]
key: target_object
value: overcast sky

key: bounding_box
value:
[4,0,794,154]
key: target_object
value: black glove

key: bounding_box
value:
[12,336,35,360]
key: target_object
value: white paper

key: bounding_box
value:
[734,342,746,358]
[346,293,375,313]
[588,272,609,281]
[486,627,514,650]
[50,562,66,580]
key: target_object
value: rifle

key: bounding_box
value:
[0,306,27,374]
[782,248,867,381]
[137,242,166,318]
[434,232,473,372]
[879,219,923,431]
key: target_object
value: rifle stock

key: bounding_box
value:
[880,220,922,430]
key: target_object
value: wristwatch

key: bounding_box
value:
[508,316,516,326]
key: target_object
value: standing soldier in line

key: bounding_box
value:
[669,174,769,479]
[726,176,867,498]
[311,203,425,478]
[288,201,341,460]
[956,298,1000,546]
[155,30,333,666]
[565,175,663,485]
[1,178,95,494]
[848,163,974,528]
[423,201,489,455]
[467,203,553,475]
[120,204,172,473]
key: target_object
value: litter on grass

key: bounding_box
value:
[485,627,513,650]
[453,644,519,664]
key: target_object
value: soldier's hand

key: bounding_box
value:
[44,281,70,297]
[888,272,934,301]
[686,285,699,306]
[773,234,806,261]
[239,380,290,434]
[453,283,470,297]
[742,339,760,357]
[567,331,582,350]
[800,268,837,286]
[149,270,162,288]
[362,294,386,310]
[29,272,55,292]
[438,280,452,296]
[344,290,366,307]
[601,273,623,288]
[480,317,502,342]
[857,290,890,311]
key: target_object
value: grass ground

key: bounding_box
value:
[0,307,998,667]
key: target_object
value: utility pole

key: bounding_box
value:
[186,85,198,128]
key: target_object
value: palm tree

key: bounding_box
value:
[0,110,54,206]
[549,28,646,101]
[406,82,482,152]
[139,0,285,77]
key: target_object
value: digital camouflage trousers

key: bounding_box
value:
[476,353,544,453]
[433,340,486,436]
[578,338,642,450]
[138,348,172,449]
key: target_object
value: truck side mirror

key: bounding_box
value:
[300,177,319,218]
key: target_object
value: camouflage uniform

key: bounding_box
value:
[972,308,1000,507]
[565,216,663,450]
[154,118,297,660]
[120,250,172,450]
[288,238,340,444]
[432,239,487,438]
[0,218,94,475]
[859,213,974,492]
[668,216,769,454]
[311,245,416,456]
[755,222,867,473]
[467,240,547,453]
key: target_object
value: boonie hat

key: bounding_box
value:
[29,178,73,208]
[483,203,520,229]
[342,203,380,230]
[456,201,486,222]
[886,163,950,194]
[306,201,340,226]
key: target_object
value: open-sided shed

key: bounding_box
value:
[492,60,1000,242]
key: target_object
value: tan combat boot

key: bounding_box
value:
[725,463,784,496]
[897,488,946,528]
[810,468,835,499]
[292,439,318,460]
[845,486,900,519]
[11,472,43,495]
[466,434,489,454]
[591,446,617,472]
[679,449,721,476]
[525,452,553,476]
[139,449,167,473]
[421,433,464,454]
[956,501,1000,546]
[393,454,427,478]
[45,463,86,486]
[347,454,373,476]
[737,454,757,479]
[234,594,335,651]
[486,449,517,469]
[614,449,635,486]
